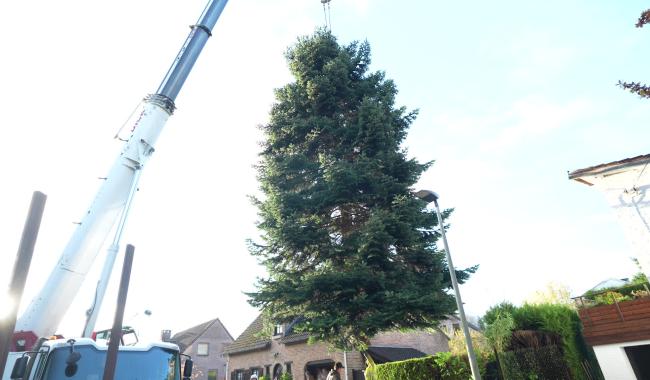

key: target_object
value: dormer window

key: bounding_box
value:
[273,324,284,336]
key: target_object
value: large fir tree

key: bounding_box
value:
[248,30,474,350]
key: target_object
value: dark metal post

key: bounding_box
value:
[0,191,47,375]
[102,244,135,380]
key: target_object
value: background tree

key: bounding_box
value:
[247,30,474,350]
[525,281,574,307]
[618,9,650,98]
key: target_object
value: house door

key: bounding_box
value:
[272,364,283,380]
[305,360,334,380]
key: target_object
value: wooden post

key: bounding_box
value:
[0,191,47,375]
[102,244,135,380]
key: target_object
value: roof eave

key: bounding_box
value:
[568,154,650,181]
[224,341,271,356]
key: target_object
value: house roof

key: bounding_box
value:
[224,313,477,356]
[590,278,630,292]
[278,332,310,345]
[224,314,312,355]
[568,154,650,185]
[171,318,233,352]
[446,315,481,332]
[223,314,271,355]
[366,346,427,364]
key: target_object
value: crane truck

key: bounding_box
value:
[3,0,229,378]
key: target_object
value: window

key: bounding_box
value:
[273,324,284,336]
[197,343,209,356]
[208,370,217,380]
[285,362,292,375]
[42,346,180,380]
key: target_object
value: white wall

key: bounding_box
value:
[584,164,650,279]
[593,339,650,380]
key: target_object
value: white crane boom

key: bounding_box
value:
[11,0,229,352]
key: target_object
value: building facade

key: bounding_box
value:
[570,154,650,379]
[224,315,459,380]
[170,318,234,380]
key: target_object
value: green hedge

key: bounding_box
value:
[482,303,603,380]
[499,345,571,379]
[373,353,470,380]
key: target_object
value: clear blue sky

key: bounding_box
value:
[1,0,649,339]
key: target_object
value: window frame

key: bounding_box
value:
[196,342,209,356]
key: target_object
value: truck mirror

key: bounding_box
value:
[11,356,29,379]
[183,358,193,379]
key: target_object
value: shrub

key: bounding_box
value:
[499,345,571,379]
[516,303,589,379]
[364,353,378,380]
[433,352,471,380]
[583,282,649,302]
[631,271,649,285]
[484,311,515,353]
[481,303,603,380]
[593,291,630,305]
[448,329,494,376]
[374,356,440,380]
[480,302,517,328]
[372,353,471,380]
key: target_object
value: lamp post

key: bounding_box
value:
[415,190,482,380]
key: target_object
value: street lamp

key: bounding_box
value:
[415,189,482,380]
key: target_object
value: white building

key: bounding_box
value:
[570,154,650,379]
[569,154,650,279]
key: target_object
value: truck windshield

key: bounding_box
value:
[39,346,179,380]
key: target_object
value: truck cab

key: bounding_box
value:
[5,338,191,380]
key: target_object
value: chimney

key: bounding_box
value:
[161,329,172,342]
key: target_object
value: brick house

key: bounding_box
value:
[170,318,234,380]
[224,314,461,380]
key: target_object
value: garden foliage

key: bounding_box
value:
[582,281,650,306]
[498,345,570,379]
[481,302,601,380]
[373,353,470,380]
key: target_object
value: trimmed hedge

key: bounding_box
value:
[373,353,470,380]
[482,303,603,380]
[499,345,571,379]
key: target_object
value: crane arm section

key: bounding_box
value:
[13,0,229,350]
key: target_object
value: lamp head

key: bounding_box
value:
[415,189,439,203]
